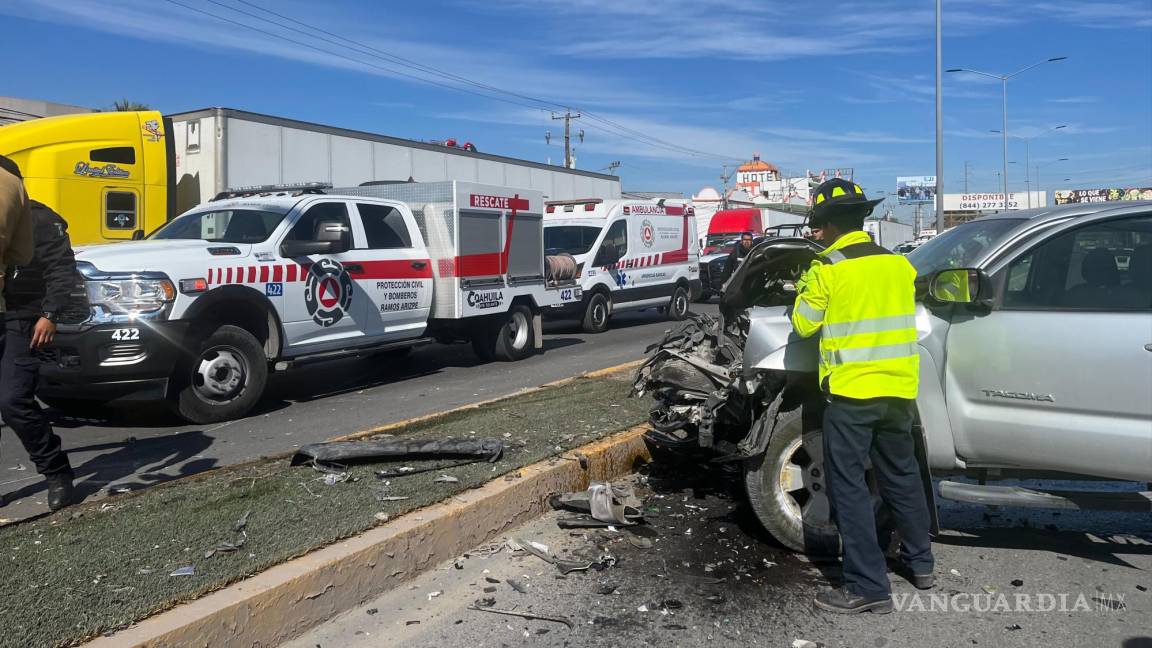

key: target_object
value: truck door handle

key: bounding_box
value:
[411,261,427,270]
[343,263,364,274]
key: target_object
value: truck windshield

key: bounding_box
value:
[150,209,289,244]
[907,218,1023,275]
[544,225,601,255]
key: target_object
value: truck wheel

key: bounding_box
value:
[174,325,268,424]
[492,305,535,362]
[743,406,886,555]
[668,285,690,321]
[581,292,611,334]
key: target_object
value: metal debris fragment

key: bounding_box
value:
[468,605,572,629]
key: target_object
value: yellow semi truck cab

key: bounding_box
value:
[0,111,174,245]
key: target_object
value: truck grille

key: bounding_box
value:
[100,343,146,366]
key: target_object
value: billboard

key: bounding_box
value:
[1053,188,1152,204]
[943,192,1046,212]
[897,176,936,204]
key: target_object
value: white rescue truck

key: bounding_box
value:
[40,181,580,423]
[542,199,701,332]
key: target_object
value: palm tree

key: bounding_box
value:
[110,99,151,111]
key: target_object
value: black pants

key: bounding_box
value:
[0,318,70,475]
[823,395,933,598]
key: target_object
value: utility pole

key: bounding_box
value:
[601,161,621,175]
[551,110,581,169]
[720,164,733,209]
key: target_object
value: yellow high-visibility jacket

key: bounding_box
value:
[792,230,919,399]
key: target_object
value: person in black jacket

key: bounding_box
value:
[2,200,78,511]
[721,232,756,284]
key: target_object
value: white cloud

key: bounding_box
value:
[1048,96,1098,104]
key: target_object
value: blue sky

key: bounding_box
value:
[2,0,1150,223]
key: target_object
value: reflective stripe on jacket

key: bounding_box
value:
[791,230,919,399]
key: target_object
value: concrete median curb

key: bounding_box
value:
[328,358,644,444]
[83,423,652,648]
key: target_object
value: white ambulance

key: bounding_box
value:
[542,199,700,332]
[41,181,580,423]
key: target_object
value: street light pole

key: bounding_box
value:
[991,125,1066,208]
[947,56,1067,213]
[1001,77,1009,210]
[935,0,944,232]
[1036,157,1069,205]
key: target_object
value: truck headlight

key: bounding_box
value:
[86,278,176,317]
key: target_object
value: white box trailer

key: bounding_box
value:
[863,219,915,250]
[170,107,621,214]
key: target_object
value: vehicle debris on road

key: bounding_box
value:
[292,437,504,467]
[467,604,573,629]
[550,481,644,526]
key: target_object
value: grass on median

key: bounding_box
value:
[0,373,648,648]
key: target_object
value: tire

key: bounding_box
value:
[491,305,535,362]
[668,285,690,321]
[581,292,611,334]
[743,406,885,555]
[173,325,268,424]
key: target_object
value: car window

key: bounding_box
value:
[544,225,601,255]
[357,203,412,249]
[908,218,1023,275]
[150,208,288,243]
[287,202,350,242]
[594,220,627,265]
[1002,215,1152,310]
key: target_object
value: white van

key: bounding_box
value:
[543,198,701,332]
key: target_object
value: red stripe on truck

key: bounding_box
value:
[354,259,433,279]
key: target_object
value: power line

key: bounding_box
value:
[228,0,735,160]
[162,0,547,113]
[165,0,739,162]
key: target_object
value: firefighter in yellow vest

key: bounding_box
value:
[794,179,934,614]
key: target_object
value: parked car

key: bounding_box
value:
[635,201,1152,553]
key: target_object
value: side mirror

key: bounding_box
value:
[281,240,335,257]
[280,220,351,257]
[929,268,984,304]
[594,245,621,267]
[314,219,351,253]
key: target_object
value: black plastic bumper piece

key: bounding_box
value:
[38,321,191,402]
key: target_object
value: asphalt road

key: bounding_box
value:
[287,463,1152,648]
[0,304,717,522]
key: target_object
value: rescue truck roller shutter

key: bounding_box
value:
[543,199,701,333]
[39,181,581,424]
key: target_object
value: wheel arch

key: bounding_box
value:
[182,285,284,360]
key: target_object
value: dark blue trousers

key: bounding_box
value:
[823,395,933,598]
[1,318,71,476]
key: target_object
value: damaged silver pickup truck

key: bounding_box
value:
[634,201,1152,554]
